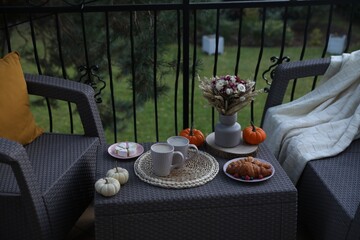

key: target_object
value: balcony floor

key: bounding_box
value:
[66,203,95,240]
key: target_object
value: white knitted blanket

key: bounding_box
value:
[263,50,360,184]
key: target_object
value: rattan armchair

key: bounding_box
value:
[262,57,360,240]
[0,74,105,240]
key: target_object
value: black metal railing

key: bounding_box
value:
[1,0,359,143]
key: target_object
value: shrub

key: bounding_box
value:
[243,19,294,47]
[309,28,323,46]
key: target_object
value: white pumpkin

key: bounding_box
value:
[95,177,120,197]
[106,167,129,185]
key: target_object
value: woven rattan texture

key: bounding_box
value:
[0,134,99,240]
[261,57,331,126]
[25,73,106,144]
[95,143,297,240]
[134,149,219,188]
[37,135,98,238]
[1,74,104,240]
[264,58,360,240]
[298,139,360,240]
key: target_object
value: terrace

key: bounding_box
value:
[1,0,359,240]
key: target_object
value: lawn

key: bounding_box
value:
[30,45,328,144]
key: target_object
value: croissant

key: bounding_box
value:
[226,156,272,179]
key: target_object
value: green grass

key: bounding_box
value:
[15,5,360,144]
[117,45,328,143]
[30,45,329,144]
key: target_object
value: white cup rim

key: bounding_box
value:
[151,143,174,153]
[167,136,189,146]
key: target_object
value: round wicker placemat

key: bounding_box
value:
[134,149,219,189]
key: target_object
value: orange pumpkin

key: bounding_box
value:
[243,122,266,145]
[179,127,205,147]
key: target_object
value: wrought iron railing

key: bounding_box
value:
[1,0,359,143]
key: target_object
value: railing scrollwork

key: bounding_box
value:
[262,56,290,92]
[78,64,106,103]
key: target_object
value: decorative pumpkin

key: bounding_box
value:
[243,121,267,145]
[106,167,129,185]
[179,127,205,147]
[95,177,120,197]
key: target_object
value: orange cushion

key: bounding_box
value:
[0,52,43,145]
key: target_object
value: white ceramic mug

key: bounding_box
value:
[151,143,185,177]
[167,136,198,162]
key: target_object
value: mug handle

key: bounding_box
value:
[171,151,185,169]
[188,144,198,159]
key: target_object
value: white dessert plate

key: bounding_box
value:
[108,142,144,160]
[223,157,275,183]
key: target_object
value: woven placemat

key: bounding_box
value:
[134,149,219,189]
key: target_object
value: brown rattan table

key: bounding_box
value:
[94,142,297,240]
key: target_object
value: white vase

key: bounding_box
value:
[214,113,241,148]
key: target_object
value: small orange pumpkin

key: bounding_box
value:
[179,127,205,147]
[243,121,266,145]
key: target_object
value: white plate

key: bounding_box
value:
[223,157,275,183]
[108,142,144,160]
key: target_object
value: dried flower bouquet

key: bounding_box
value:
[199,75,261,116]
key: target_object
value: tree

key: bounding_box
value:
[2,0,178,139]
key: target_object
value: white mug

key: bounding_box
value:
[167,136,198,162]
[151,143,185,177]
